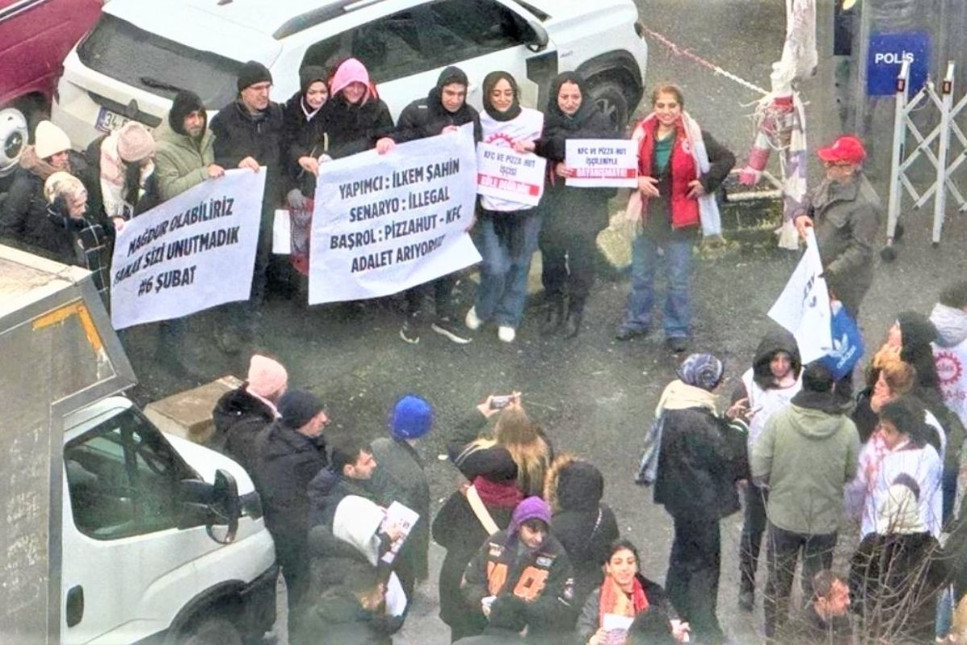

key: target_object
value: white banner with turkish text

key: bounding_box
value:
[767,228,832,362]
[475,142,544,207]
[309,125,481,304]
[110,169,264,330]
[565,139,637,188]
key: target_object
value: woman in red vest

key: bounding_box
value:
[616,85,734,354]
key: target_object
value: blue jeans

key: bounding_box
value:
[474,210,542,328]
[623,233,693,338]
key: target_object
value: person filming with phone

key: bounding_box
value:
[446,393,552,500]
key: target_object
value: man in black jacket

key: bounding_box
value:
[394,66,481,345]
[253,389,329,625]
[307,434,379,529]
[209,60,285,353]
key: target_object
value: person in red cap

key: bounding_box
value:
[793,135,881,319]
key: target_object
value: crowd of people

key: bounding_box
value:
[199,269,967,645]
[0,55,742,374]
[6,46,967,645]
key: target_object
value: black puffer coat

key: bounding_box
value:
[546,457,619,607]
[0,147,101,261]
[653,407,747,520]
[393,66,482,143]
[209,385,276,482]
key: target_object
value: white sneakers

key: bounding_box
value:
[466,307,515,342]
[465,306,482,331]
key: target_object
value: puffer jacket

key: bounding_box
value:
[545,457,619,607]
[153,119,215,201]
[209,385,276,482]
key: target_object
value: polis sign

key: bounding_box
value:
[866,31,931,96]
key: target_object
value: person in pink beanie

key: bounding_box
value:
[209,353,288,475]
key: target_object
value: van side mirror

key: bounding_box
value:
[207,469,240,544]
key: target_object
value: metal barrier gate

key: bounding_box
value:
[887,59,967,249]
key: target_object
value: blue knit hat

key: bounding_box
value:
[391,395,433,440]
[677,353,724,391]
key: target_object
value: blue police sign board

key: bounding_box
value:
[867,32,931,96]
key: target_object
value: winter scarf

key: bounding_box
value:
[20,145,66,180]
[655,380,719,417]
[598,576,649,626]
[626,111,722,235]
[473,475,524,509]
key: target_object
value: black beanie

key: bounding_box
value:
[169,90,205,136]
[278,389,324,429]
[237,60,273,92]
[896,311,938,361]
[299,65,328,96]
[801,361,834,393]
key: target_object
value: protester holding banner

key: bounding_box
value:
[209,60,285,353]
[283,65,329,201]
[392,66,480,345]
[617,85,735,354]
[522,72,617,339]
[150,90,226,373]
[89,121,160,233]
[463,71,545,344]
[295,57,395,180]
[281,66,330,280]
[793,135,880,319]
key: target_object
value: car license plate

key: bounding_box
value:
[95,107,131,133]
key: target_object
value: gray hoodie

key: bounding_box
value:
[751,401,860,534]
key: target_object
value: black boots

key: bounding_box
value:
[541,298,582,338]
[540,298,565,335]
[564,308,583,339]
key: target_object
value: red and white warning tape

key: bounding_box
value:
[640,23,770,97]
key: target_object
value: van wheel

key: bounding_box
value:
[587,79,631,132]
[180,616,243,645]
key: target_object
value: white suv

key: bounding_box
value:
[52,0,647,147]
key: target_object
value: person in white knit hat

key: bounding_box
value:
[0,120,99,258]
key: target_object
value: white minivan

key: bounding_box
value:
[52,0,648,147]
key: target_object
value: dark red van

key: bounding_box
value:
[0,0,102,179]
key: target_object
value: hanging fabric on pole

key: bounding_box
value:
[738,64,809,250]
[781,0,818,80]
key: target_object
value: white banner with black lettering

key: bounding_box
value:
[565,139,637,188]
[476,142,544,207]
[110,169,264,330]
[308,125,481,304]
[767,229,832,363]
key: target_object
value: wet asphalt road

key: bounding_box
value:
[121,2,967,643]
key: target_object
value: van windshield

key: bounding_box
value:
[78,14,244,109]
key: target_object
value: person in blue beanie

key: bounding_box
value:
[371,394,434,598]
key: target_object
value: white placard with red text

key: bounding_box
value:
[475,142,544,208]
[565,139,637,188]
